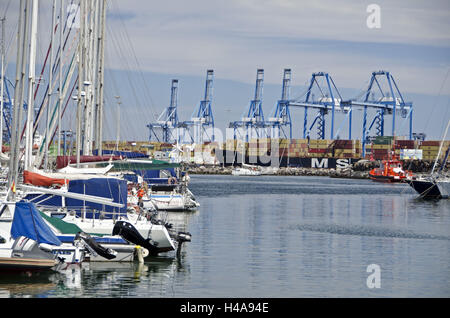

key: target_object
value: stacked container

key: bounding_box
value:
[419,140,450,161]
[333,140,358,159]
[287,139,308,157]
[308,139,331,157]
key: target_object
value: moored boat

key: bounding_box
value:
[369,157,412,183]
[407,177,442,199]
[232,164,262,176]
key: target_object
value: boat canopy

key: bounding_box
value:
[94,159,180,171]
[11,202,62,246]
[23,170,67,187]
[93,150,148,159]
[24,178,128,218]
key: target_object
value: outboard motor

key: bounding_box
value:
[112,221,159,256]
[176,231,192,257]
[177,231,192,243]
[74,232,117,260]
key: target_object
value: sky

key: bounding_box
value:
[1,0,450,141]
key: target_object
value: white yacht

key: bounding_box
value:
[232,165,262,176]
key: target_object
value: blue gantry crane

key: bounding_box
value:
[288,72,351,140]
[147,79,180,143]
[1,76,29,143]
[146,68,413,155]
[178,69,215,144]
[341,70,413,157]
[229,69,268,141]
[267,68,293,139]
[1,76,15,143]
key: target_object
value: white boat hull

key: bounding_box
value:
[44,213,176,255]
[436,179,450,198]
[232,168,262,176]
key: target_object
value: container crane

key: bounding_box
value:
[267,68,292,139]
[341,70,413,157]
[229,69,268,141]
[288,72,350,140]
[178,69,215,144]
[147,79,180,143]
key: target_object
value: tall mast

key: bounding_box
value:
[76,0,85,167]
[44,0,57,171]
[431,119,450,177]
[82,0,91,155]
[115,96,120,152]
[87,0,99,155]
[96,0,106,156]
[9,0,29,197]
[0,17,5,155]
[57,0,64,156]
[90,0,99,152]
[8,0,25,190]
[25,0,39,170]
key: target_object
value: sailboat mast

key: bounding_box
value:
[57,0,64,156]
[8,0,24,190]
[25,0,39,170]
[96,0,106,156]
[82,0,91,156]
[76,0,85,168]
[44,0,57,171]
[115,96,120,152]
[0,17,5,155]
[431,119,450,177]
[9,0,29,195]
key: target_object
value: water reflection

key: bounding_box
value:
[44,256,188,298]
[1,175,449,297]
[0,272,56,298]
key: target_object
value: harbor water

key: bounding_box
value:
[1,175,449,298]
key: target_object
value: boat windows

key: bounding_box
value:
[50,212,67,219]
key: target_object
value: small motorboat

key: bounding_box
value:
[0,201,87,271]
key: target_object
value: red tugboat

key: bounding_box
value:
[369,153,413,183]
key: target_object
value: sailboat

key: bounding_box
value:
[408,120,450,199]
[1,0,181,265]
[0,0,94,271]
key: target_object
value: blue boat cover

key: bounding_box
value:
[93,149,147,158]
[65,178,127,218]
[23,178,127,219]
[133,168,177,184]
[11,202,62,246]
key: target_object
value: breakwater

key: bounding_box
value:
[186,159,449,179]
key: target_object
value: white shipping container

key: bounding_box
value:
[400,149,422,160]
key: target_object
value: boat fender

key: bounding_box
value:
[135,245,144,264]
[75,232,118,260]
[112,221,159,256]
[141,247,149,258]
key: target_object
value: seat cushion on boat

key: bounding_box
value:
[38,211,100,235]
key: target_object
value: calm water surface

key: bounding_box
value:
[1,175,449,298]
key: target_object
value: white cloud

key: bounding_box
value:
[98,0,450,95]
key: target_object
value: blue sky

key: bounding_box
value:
[2,0,450,141]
